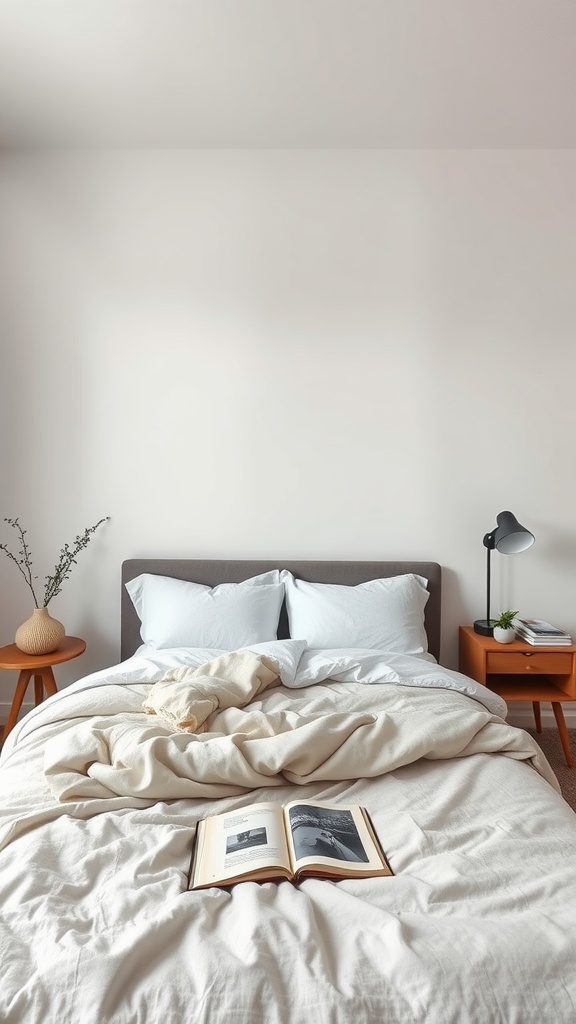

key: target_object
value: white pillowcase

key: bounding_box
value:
[281,571,429,655]
[125,571,285,651]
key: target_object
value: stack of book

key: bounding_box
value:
[514,617,573,645]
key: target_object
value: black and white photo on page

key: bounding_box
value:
[288,805,368,863]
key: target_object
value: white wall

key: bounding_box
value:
[1,149,575,724]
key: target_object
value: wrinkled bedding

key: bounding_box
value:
[142,648,281,732]
[1,646,576,1024]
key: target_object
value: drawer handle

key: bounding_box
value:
[525,665,533,671]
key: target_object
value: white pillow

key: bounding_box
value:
[281,571,429,654]
[125,572,285,650]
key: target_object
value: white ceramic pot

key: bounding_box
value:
[493,626,516,644]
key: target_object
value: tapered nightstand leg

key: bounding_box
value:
[38,667,57,698]
[34,675,43,705]
[532,702,542,733]
[551,703,574,768]
[2,669,33,742]
[33,669,58,705]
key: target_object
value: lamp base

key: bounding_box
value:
[474,619,495,637]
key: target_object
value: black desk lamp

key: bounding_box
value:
[474,511,535,636]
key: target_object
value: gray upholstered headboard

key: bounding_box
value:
[121,559,442,663]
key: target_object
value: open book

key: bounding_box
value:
[189,799,393,889]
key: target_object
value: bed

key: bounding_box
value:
[1,558,576,1024]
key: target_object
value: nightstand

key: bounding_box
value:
[459,626,575,767]
[0,636,86,743]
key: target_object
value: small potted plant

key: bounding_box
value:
[493,610,518,644]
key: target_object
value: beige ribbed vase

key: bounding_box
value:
[15,607,65,655]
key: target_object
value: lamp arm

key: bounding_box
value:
[486,544,491,626]
[483,531,496,628]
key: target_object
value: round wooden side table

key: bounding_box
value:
[0,636,86,743]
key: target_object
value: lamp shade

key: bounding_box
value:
[492,511,535,555]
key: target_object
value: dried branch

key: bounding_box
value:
[1,517,110,607]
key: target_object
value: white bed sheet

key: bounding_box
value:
[1,648,575,1024]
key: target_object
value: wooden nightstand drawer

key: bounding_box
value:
[486,651,573,675]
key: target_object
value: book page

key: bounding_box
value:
[192,802,291,888]
[285,800,391,876]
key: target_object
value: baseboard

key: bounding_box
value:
[498,703,576,728]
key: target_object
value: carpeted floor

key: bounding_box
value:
[527,727,576,811]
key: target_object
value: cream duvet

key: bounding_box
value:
[1,645,575,1024]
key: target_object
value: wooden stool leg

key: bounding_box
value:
[552,702,574,768]
[34,674,44,706]
[38,666,58,698]
[532,701,542,733]
[2,669,33,742]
